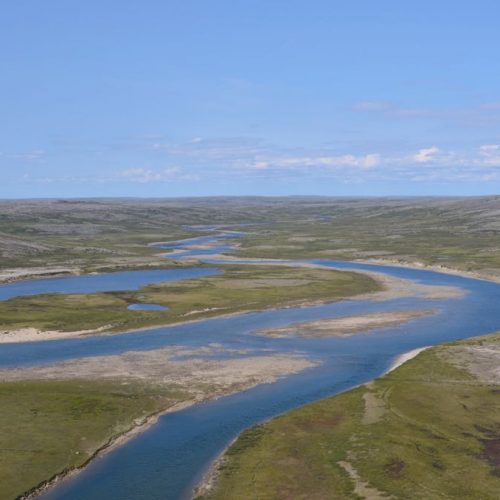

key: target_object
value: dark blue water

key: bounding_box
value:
[2,232,500,499]
[0,268,220,302]
[127,304,169,311]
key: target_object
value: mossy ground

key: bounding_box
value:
[203,335,500,500]
[4,197,500,277]
[0,380,189,500]
[0,265,379,334]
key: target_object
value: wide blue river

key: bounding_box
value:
[1,232,500,499]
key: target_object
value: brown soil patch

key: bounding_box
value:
[480,438,500,475]
[384,459,406,478]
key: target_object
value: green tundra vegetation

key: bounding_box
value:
[2,197,500,279]
[0,265,379,334]
[0,380,190,500]
[235,198,500,279]
[202,333,500,500]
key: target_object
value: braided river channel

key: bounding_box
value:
[2,232,500,499]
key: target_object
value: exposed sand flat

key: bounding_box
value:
[0,345,318,396]
[256,310,436,338]
[355,270,465,301]
[0,326,113,344]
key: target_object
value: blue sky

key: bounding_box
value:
[2,1,500,198]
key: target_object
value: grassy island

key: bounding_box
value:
[0,265,380,340]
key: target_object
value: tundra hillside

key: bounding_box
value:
[2,197,500,280]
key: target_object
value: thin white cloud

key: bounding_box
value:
[251,153,381,170]
[147,136,500,182]
[120,167,199,183]
[16,135,500,188]
[412,146,440,163]
[478,144,500,166]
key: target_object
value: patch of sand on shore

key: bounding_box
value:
[256,310,436,339]
[386,346,430,373]
[0,326,113,344]
[0,345,318,398]
[348,270,464,301]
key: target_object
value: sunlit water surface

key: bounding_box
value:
[1,232,499,500]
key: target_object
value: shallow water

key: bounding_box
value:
[127,303,169,311]
[2,232,500,500]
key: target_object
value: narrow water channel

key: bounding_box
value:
[2,232,499,499]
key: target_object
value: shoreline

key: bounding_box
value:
[355,257,500,284]
[0,260,190,286]
[385,346,431,374]
[16,352,317,499]
[192,345,432,498]
[192,438,237,499]
[0,299,344,344]
[197,249,500,284]
[22,400,196,499]
[4,343,434,499]
[0,262,464,344]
